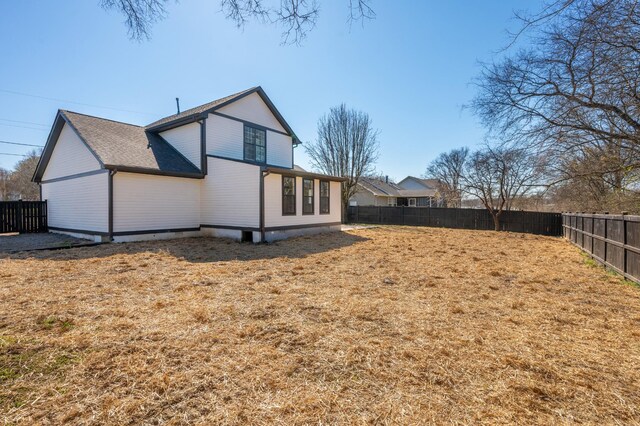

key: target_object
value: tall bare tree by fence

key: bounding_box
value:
[426,147,468,208]
[563,212,640,284]
[306,104,379,220]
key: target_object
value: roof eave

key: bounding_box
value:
[264,166,346,182]
[104,165,204,179]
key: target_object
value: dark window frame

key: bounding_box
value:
[282,175,296,216]
[302,178,314,215]
[319,180,330,214]
[243,124,267,164]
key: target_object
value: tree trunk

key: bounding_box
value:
[492,212,500,231]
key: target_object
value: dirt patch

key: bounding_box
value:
[1,227,639,424]
[0,233,94,253]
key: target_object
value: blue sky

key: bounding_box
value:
[0,1,527,180]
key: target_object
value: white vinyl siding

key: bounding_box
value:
[200,157,260,228]
[159,122,201,169]
[206,114,293,168]
[113,172,200,233]
[206,113,244,160]
[42,123,101,180]
[267,131,293,168]
[217,92,286,133]
[41,171,109,233]
[264,174,341,228]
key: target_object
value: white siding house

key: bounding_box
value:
[33,86,344,243]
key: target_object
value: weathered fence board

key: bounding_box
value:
[347,206,562,236]
[0,201,48,234]
[562,212,640,284]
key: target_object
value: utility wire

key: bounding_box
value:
[0,88,159,117]
[0,140,44,148]
[0,118,49,127]
[0,122,49,132]
[0,152,29,157]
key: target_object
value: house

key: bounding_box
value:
[32,87,345,243]
[349,176,439,207]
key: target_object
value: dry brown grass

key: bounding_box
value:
[1,226,639,425]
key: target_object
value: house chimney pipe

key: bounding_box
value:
[385,175,388,183]
[176,97,180,114]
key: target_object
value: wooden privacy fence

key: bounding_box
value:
[563,213,640,284]
[0,201,48,234]
[347,206,563,236]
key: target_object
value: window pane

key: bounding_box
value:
[244,144,255,161]
[256,146,265,163]
[303,179,313,196]
[320,181,329,197]
[255,129,266,147]
[283,177,295,195]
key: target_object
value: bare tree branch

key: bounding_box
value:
[102,0,374,44]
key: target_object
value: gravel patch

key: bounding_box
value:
[0,233,93,253]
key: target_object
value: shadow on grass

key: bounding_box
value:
[1,231,370,263]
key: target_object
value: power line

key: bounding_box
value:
[0,118,49,127]
[0,152,29,157]
[0,122,49,132]
[0,88,159,117]
[0,140,44,148]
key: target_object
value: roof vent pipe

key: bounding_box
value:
[385,175,389,184]
[176,97,180,114]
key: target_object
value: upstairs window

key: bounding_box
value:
[303,178,314,215]
[282,176,296,215]
[320,181,330,214]
[244,125,266,163]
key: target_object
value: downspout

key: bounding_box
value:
[260,168,270,243]
[108,169,117,242]
[198,119,207,175]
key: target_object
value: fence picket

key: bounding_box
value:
[562,212,640,284]
[0,201,48,234]
[347,206,562,236]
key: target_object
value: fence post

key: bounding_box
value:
[603,212,608,263]
[622,212,628,277]
[17,199,23,234]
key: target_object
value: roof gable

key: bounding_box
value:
[33,110,202,182]
[145,86,298,142]
[217,92,286,133]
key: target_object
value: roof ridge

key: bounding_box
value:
[61,110,143,128]
[145,86,260,129]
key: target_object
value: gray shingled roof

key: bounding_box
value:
[358,177,436,197]
[61,111,201,175]
[146,87,258,129]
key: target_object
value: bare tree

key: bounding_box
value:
[101,0,374,44]
[462,147,545,231]
[473,0,640,200]
[8,151,40,201]
[425,147,469,207]
[306,104,379,220]
[0,167,9,201]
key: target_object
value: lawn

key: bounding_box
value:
[1,227,639,424]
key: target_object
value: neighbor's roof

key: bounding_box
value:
[399,176,440,189]
[33,111,202,182]
[358,177,436,197]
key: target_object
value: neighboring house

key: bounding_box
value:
[349,176,439,207]
[32,87,344,243]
